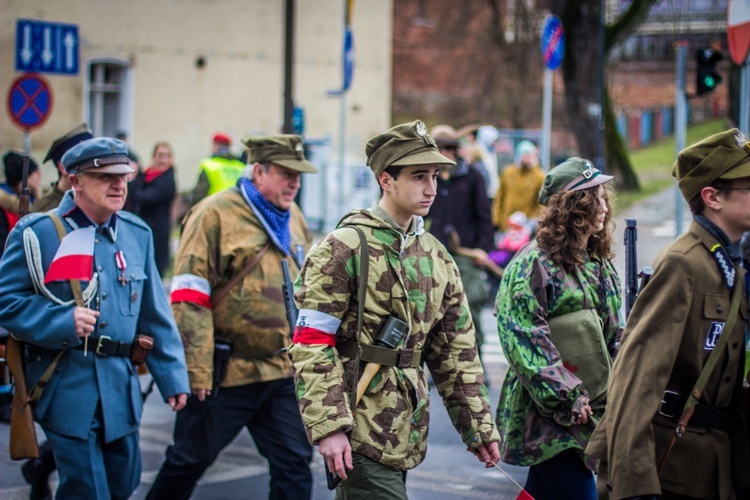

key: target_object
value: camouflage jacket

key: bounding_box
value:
[494,241,622,467]
[170,186,313,389]
[288,206,500,471]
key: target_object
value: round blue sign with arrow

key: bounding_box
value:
[7,73,53,130]
[541,15,565,71]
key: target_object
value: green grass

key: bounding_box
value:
[615,119,730,213]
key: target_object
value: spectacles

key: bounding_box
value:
[721,186,750,191]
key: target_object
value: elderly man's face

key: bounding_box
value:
[70,172,128,224]
[253,163,301,211]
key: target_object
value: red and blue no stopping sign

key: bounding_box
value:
[7,73,53,130]
[541,16,565,71]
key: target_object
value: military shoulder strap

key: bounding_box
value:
[342,225,369,414]
[27,213,87,405]
[210,241,272,309]
[658,265,743,472]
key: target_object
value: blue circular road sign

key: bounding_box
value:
[541,16,565,71]
[7,73,53,130]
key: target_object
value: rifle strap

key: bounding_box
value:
[210,242,271,309]
[26,214,85,406]
[657,265,742,472]
[343,225,369,415]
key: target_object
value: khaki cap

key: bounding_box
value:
[538,157,613,206]
[673,128,750,202]
[366,120,456,176]
[242,134,318,173]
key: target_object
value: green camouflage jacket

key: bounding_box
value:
[494,241,622,467]
[170,187,313,389]
[288,206,500,471]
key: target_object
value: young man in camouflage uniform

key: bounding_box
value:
[289,120,501,498]
[148,135,317,500]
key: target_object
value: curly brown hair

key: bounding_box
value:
[536,184,615,269]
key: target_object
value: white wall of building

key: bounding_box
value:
[0,0,391,225]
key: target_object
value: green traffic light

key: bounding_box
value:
[703,75,716,88]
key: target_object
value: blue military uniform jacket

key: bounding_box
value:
[0,191,189,442]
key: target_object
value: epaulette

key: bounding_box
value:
[14,212,49,230]
[117,210,151,232]
[668,230,702,256]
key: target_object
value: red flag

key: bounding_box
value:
[44,227,95,283]
[515,489,535,500]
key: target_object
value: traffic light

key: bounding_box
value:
[695,47,723,96]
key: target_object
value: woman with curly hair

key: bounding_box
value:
[494,157,622,499]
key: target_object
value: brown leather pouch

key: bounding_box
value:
[130,335,154,366]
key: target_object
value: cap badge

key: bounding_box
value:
[295,141,304,159]
[416,122,427,137]
[581,161,594,179]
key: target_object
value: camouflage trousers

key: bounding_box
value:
[335,453,407,500]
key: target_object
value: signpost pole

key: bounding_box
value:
[674,42,688,238]
[541,69,553,172]
[740,55,750,134]
[539,15,564,172]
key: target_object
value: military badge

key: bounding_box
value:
[416,121,427,137]
[704,321,725,350]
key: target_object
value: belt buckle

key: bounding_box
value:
[96,335,112,356]
[658,390,680,418]
[398,348,414,368]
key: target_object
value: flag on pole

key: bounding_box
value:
[43,227,95,283]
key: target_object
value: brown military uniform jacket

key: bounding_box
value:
[171,187,313,389]
[30,185,65,213]
[587,221,750,499]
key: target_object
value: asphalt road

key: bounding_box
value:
[0,308,529,500]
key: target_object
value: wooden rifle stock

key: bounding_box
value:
[7,336,38,459]
[7,153,39,459]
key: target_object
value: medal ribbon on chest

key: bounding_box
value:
[115,250,129,286]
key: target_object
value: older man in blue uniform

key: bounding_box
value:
[0,137,190,499]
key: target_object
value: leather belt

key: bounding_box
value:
[658,390,743,433]
[336,339,422,368]
[74,336,132,358]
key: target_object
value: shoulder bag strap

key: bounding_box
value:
[658,267,742,471]
[27,213,85,404]
[209,241,272,309]
[342,225,369,414]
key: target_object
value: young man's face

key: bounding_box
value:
[253,162,301,211]
[380,164,439,224]
[715,178,750,240]
[70,172,128,224]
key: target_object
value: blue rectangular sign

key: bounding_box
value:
[15,19,79,76]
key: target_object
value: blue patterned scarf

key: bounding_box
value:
[239,178,291,254]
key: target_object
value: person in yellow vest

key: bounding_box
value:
[189,132,245,206]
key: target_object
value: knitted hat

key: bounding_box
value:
[3,151,40,186]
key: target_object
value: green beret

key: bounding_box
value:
[538,157,613,206]
[673,128,750,202]
[242,134,318,173]
[366,120,456,176]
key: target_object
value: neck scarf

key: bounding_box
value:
[239,177,291,254]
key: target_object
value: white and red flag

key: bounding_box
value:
[43,227,96,284]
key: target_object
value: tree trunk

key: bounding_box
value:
[552,0,655,191]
